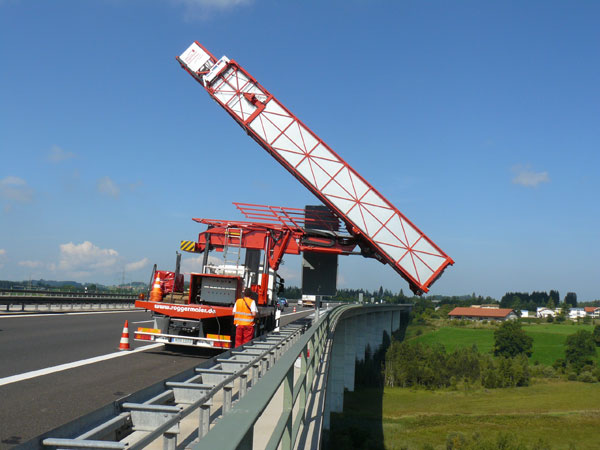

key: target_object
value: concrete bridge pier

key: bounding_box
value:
[323,307,409,433]
[343,316,356,393]
[355,313,368,362]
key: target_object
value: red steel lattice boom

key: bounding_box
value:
[177,43,454,294]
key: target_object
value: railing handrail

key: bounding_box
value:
[193,304,356,450]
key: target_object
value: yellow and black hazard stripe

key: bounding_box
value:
[180,240,197,253]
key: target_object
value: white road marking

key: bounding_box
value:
[0,343,164,387]
[281,310,312,316]
[0,310,143,319]
[0,307,321,387]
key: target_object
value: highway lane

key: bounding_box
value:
[0,310,152,378]
[0,307,313,447]
[0,348,209,448]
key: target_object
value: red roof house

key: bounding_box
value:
[448,307,517,321]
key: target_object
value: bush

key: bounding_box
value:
[386,341,530,389]
[446,432,467,449]
[482,355,530,388]
[530,364,557,379]
[552,358,567,374]
[565,330,596,373]
[593,324,600,346]
[443,431,538,449]
[493,320,533,358]
[577,371,597,383]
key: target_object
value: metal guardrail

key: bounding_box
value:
[40,317,314,450]
[0,289,136,312]
[195,303,355,450]
[0,288,137,298]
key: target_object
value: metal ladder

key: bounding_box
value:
[222,227,243,268]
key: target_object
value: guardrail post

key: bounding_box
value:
[122,403,180,449]
[199,403,211,438]
[260,355,268,376]
[164,432,177,450]
[251,361,260,387]
[223,385,232,414]
[240,372,248,398]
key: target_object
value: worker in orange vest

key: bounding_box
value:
[233,287,258,347]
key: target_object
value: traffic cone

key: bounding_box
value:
[149,275,163,302]
[118,320,131,351]
[293,306,296,313]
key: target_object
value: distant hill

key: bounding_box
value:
[0,279,145,291]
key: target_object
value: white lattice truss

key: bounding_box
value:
[179,43,453,293]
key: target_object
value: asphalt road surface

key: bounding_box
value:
[0,307,312,448]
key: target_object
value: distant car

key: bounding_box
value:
[277,298,288,310]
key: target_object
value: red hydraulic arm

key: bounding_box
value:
[177,43,454,294]
[191,204,358,271]
[187,204,357,305]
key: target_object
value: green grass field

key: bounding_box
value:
[408,322,598,366]
[327,322,600,449]
[333,381,600,449]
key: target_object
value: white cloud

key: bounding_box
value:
[511,165,550,188]
[181,254,223,274]
[97,176,120,198]
[18,260,44,268]
[0,176,34,204]
[58,241,119,272]
[48,145,75,162]
[125,258,150,272]
[170,0,253,19]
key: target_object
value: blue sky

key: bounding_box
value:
[1,1,598,301]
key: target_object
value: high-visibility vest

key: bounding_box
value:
[234,297,255,326]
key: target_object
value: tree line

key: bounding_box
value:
[499,290,580,310]
[378,320,600,390]
[282,285,600,310]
